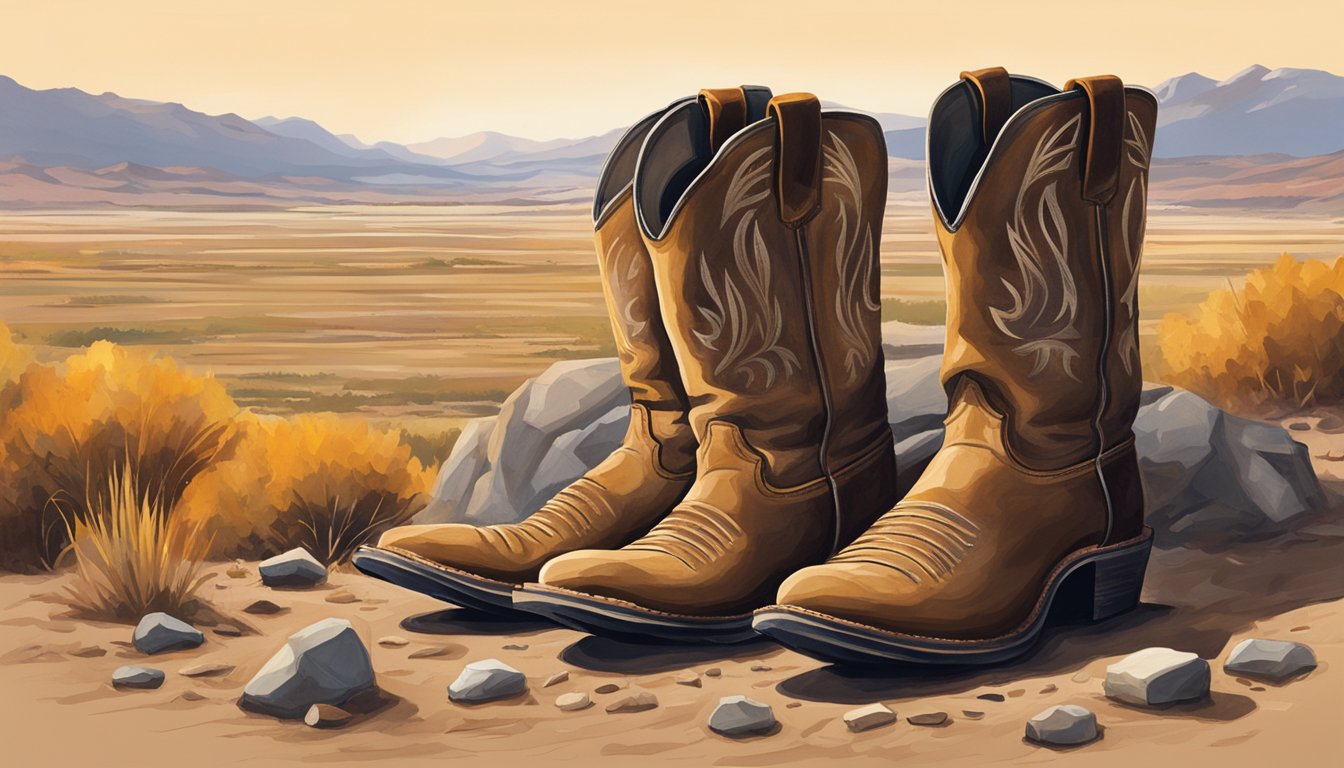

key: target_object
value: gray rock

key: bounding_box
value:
[1224,639,1317,681]
[1104,647,1210,706]
[843,702,897,732]
[1135,390,1325,545]
[132,613,204,655]
[258,547,327,588]
[112,665,165,689]
[413,416,496,523]
[448,658,526,703]
[884,355,946,442]
[241,618,376,718]
[709,695,777,737]
[1025,705,1099,746]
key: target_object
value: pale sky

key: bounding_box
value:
[3,0,1341,143]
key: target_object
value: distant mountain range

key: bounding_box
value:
[0,66,1341,210]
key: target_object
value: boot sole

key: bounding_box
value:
[351,545,522,616]
[511,584,758,644]
[751,528,1153,666]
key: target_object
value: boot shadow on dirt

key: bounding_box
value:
[399,608,554,637]
[558,635,776,674]
[775,527,1343,707]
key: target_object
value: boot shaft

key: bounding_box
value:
[590,88,772,472]
[929,69,1157,470]
[633,94,892,490]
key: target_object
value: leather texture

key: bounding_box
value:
[538,94,898,617]
[374,95,731,584]
[774,72,1157,640]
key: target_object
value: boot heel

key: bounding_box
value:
[1055,531,1152,623]
[1088,535,1151,621]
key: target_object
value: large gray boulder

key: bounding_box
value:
[411,323,1326,550]
[1135,389,1327,545]
[241,618,375,719]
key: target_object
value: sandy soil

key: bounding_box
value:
[2,520,1340,768]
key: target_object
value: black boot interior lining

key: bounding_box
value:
[928,76,1060,226]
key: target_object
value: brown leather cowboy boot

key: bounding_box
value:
[513,93,898,642]
[754,69,1158,664]
[352,87,773,614]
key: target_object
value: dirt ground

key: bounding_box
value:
[2,513,1340,768]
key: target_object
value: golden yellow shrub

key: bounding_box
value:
[1159,254,1344,413]
[181,413,431,564]
[0,326,434,571]
[65,460,211,621]
[0,324,33,384]
[0,340,236,570]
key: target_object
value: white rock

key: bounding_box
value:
[708,695,777,737]
[843,702,897,732]
[241,618,375,718]
[1104,647,1209,706]
[258,547,327,588]
[448,658,526,703]
[1224,639,1317,681]
[1026,705,1098,746]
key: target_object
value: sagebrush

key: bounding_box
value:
[1158,254,1344,413]
[0,325,433,571]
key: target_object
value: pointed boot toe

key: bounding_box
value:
[515,548,762,644]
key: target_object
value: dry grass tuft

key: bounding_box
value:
[1158,254,1344,413]
[64,460,211,621]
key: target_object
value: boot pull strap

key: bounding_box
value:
[960,67,1012,146]
[1064,75,1126,204]
[699,88,749,155]
[767,93,823,226]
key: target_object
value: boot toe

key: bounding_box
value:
[375,524,527,580]
[539,549,737,615]
[775,561,927,628]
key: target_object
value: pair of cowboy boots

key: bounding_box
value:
[356,85,897,643]
[355,68,1158,666]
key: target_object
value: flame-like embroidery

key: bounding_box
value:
[990,114,1084,381]
[693,147,799,389]
[602,235,647,361]
[823,131,880,385]
[1117,111,1151,375]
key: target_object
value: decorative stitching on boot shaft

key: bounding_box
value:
[822,130,880,386]
[989,112,1084,382]
[1116,111,1151,376]
[693,148,800,390]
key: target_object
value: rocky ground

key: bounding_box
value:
[2,324,1339,766]
[1,527,1339,767]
